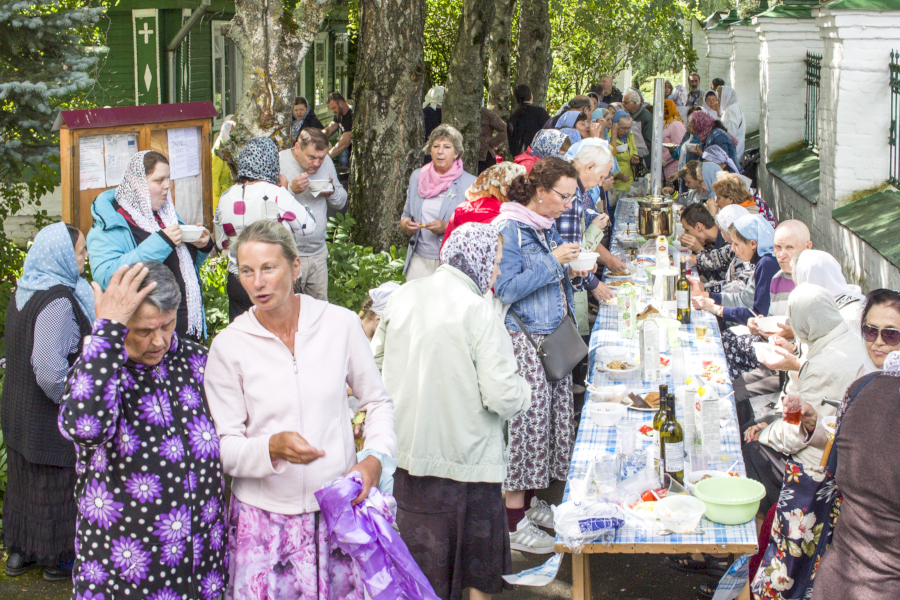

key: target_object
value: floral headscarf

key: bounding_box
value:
[237,137,280,185]
[669,85,688,107]
[115,151,203,336]
[464,162,526,203]
[439,222,500,294]
[664,99,683,126]
[690,110,716,142]
[530,130,569,159]
[559,128,582,145]
[702,146,740,174]
[718,86,739,112]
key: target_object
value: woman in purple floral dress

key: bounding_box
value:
[59,262,227,600]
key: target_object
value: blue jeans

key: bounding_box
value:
[337,148,350,168]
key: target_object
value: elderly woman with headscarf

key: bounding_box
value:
[373,223,530,600]
[60,261,227,598]
[514,129,571,172]
[401,124,477,281]
[215,136,317,321]
[791,249,865,337]
[555,110,586,145]
[716,86,745,160]
[690,214,780,326]
[0,223,92,581]
[742,284,865,514]
[610,110,639,192]
[205,220,396,600]
[291,96,324,145]
[443,161,526,245]
[423,86,445,140]
[662,99,687,181]
[87,151,212,340]
[670,84,688,108]
[690,110,741,173]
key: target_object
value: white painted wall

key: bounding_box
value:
[692,19,709,89]
[706,29,734,88]
[3,186,63,244]
[729,23,761,133]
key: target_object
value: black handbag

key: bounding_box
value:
[509,310,588,382]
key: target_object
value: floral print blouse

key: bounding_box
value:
[59,319,226,600]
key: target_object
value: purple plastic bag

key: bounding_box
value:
[315,475,440,600]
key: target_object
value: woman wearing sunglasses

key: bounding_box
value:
[799,288,900,600]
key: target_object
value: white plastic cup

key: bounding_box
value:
[616,420,637,454]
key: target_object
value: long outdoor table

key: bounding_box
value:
[557,198,758,600]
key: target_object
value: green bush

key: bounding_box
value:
[326,213,406,312]
[199,256,230,341]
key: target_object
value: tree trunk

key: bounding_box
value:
[515,0,552,108]
[443,0,496,173]
[486,0,516,120]
[349,0,426,251]
[224,0,335,154]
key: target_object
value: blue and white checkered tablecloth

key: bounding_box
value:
[556,198,758,553]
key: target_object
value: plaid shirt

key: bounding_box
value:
[556,182,601,290]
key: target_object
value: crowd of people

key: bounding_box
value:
[1,73,897,600]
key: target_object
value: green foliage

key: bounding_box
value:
[326,213,406,311]
[424,0,463,86]
[199,256,230,341]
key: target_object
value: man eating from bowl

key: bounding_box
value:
[279,128,347,301]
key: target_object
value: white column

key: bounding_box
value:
[692,18,709,89]
[754,16,823,166]
[706,29,733,88]
[729,23,761,132]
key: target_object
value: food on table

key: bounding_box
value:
[641,488,668,502]
[660,357,670,367]
[607,360,631,370]
[637,304,659,321]
[639,425,654,436]
[608,280,629,287]
[629,391,660,409]
[607,270,632,277]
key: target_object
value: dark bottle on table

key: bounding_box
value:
[659,393,685,485]
[676,253,691,324]
[652,384,668,460]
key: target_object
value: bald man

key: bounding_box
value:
[733,219,813,430]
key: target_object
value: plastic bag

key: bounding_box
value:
[315,475,440,600]
[552,501,625,553]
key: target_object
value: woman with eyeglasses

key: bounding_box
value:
[798,288,900,600]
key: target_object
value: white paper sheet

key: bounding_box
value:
[104,133,139,187]
[79,136,106,190]
[167,127,201,180]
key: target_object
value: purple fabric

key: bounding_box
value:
[315,476,440,600]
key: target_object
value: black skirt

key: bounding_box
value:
[394,468,513,600]
[1,447,77,565]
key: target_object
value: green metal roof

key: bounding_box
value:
[709,8,742,29]
[833,189,900,271]
[766,147,821,203]
[821,0,900,10]
[108,0,236,12]
[754,0,820,18]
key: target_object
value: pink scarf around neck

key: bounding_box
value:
[497,202,555,230]
[418,159,464,198]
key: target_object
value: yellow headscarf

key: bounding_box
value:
[663,99,683,126]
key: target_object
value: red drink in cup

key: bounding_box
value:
[784,394,802,425]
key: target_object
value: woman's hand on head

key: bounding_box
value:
[269,431,325,465]
[162,224,183,246]
[92,263,157,325]
[552,242,581,266]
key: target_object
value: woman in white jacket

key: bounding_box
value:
[204,219,396,600]
[717,86,746,161]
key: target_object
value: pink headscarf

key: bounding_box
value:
[690,111,715,142]
[418,159,464,198]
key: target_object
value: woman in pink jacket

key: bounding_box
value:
[204,219,397,600]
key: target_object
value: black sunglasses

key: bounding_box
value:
[862,324,900,346]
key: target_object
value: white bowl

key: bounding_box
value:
[756,316,788,334]
[570,251,599,271]
[752,342,781,364]
[585,402,627,427]
[822,415,837,440]
[654,494,706,533]
[588,385,626,404]
[179,225,206,243]
[595,348,640,382]
[685,470,728,494]
[307,179,334,195]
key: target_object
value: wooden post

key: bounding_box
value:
[572,553,592,600]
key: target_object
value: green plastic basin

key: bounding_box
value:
[693,476,765,525]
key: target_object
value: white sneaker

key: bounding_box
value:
[573,383,587,395]
[509,517,556,554]
[525,497,555,530]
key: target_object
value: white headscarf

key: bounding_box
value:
[423,86,445,110]
[715,204,751,233]
[214,116,235,150]
[792,250,865,302]
[115,151,204,336]
[701,90,719,118]
[787,283,845,347]
[368,282,401,316]
[718,86,739,112]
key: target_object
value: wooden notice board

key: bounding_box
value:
[53,102,219,235]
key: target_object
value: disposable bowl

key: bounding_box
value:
[752,342,781,364]
[570,251,599,271]
[179,225,205,243]
[756,316,788,334]
[693,476,765,525]
[587,385,626,404]
[654,494,706,533]
[685,470,728,494]
[585,402,627,427]
[595,348,640,382]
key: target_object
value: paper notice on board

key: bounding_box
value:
[79,136,106,190]
[167,127,201,180]
[104,133,139,186]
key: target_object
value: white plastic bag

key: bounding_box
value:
[552,501,625,553]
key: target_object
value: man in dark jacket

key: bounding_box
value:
[507,84,550,156]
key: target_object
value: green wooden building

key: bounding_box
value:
[92,0,353,130]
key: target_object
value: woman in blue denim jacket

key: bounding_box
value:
[493,157,596,553]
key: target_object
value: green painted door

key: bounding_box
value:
[132,9,161,105]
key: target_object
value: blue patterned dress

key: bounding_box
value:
[59,319,226,600]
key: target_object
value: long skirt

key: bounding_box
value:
[1,447,76,565]
[721,329,762,381]
[224,496,363,600]
[394,469,512,600]
[504,330,576,491]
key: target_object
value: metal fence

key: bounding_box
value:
[805,51,821,152]
[890,50,900,187]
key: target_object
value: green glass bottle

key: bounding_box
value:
[651,384,669,460]
[659,393,685,485]
[676,253,691,324]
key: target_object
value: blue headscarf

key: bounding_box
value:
[559,128,582,145]
[612,110,630,124]
[15,222,95,321]
[733,214,774,257]
[702,161,722,198]
[555,110,580,130]
[592,107,607,120]
[531,129,569,158]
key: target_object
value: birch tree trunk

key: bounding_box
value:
[443,0,496,173]
[515,0,552,108]
[224,0,335,154]
[486,0,516,120]
[348,0,426,251]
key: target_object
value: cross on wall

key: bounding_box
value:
[138,22,154,44]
